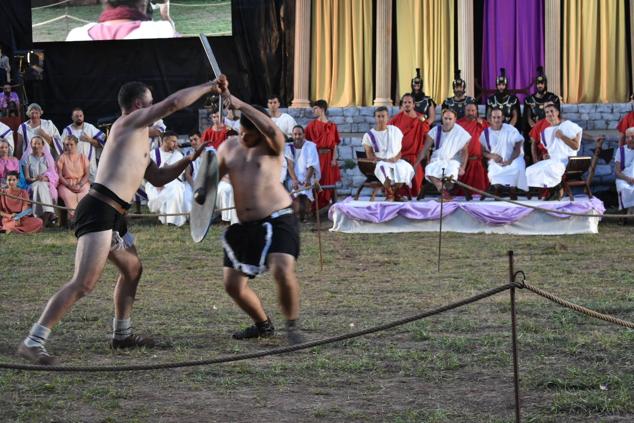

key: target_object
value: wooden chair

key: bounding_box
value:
[560,137,604,201]
[354,150,384,201]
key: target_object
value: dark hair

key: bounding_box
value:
[374,106,389,115]
[240,105,269,131]
[162,130,178,139]
[118,81,149,111]
[292,125,304,133]
[65,134,79,144]
[312,99,328,113]
[401,93,414,101]
[6,170,19,178]
[189,130,201,138]
[267,95,281,102]
[441,108,458,117]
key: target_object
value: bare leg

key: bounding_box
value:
[268,253,300,320]
[223,267,268,323]
[428,176,443,193]
[108,245,143,320]
[37,231,112,328]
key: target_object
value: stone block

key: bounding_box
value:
[329,108,343,117]
[583,120,593,130]
[601,113,620,121]
[613,103,633,113]
[608,120,619,130]
[366,116,376,124]
[596,104,612,113]
[562,104,578,113]
[390,106,400,116]
[350,138,363,147]
[565,113,580,121]
[580,113,590,121]
[578,104,595,114]
[593,120,608,130]
[352,175,367,186]
[338,124,351,132]
[343,107,359,117]
[330,116,345,125]
[360,107,375,116]
[338,146,353,160]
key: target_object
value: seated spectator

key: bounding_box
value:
[0,119,16,156]
[202,111,231,149]
[21,103,62,159]
[615,127,634,212]
[286,125,320,220]
[525,104,582,198]
[480,108,527,198]
[56,135,89,221]
[145,131,191,226]
[185,130,203,189]
[362,107,414,201]
[0,171,43,234]
[0,139,19,186]
[62,108,105,182]
[0,84,19,115]
[420,108,472,201]
[22,136,58,226]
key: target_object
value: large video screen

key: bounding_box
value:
[32,0,232,42]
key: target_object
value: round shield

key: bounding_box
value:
[190,149,219,243]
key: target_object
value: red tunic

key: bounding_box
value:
[388,112,430,196]
[0,188,43,233]
[201,126,229,150]
[304,119,341,205]
[529,118,551,158]
[456,118,489,193]
[617,111,634,138]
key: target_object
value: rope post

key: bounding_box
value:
[508,250,521,423]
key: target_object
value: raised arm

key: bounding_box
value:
[125,81,220,130]
[219,77,286,155]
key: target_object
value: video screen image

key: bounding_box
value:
[32,0,232,42]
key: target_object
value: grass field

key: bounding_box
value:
[1,219,633,422]
[32,0,232,42]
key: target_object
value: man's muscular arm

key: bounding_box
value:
[144,144,206,187]
[125,81,221,130]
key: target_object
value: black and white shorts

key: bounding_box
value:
[222,208,300,278]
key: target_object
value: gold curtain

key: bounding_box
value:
[395,0,455,103]
[310,0,373,106]
[563,0,630,103]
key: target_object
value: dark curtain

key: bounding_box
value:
[231,0,295,106]
[0,0,32,53]
[0,0,295,133]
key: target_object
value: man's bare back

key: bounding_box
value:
[94,120,151,203]
[219,135,291,221]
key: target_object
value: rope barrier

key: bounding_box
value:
[171,1,231,6]
[32,14,91,28]
[0,283,514,372]
[449,178,632,220]
[32,0,72,10]
[518,281,634,329]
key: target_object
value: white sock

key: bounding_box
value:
[24,323,51,348]
[113,318,132,340]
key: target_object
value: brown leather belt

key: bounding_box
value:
[468,156,481,161]
[318,148,333,154]
[88,188,127,215]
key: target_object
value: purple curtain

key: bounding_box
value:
[481,0,545,101]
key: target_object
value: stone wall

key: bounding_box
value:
[198,103,633,197]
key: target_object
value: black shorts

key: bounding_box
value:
[74,183,131,239]
[223,210,300,278]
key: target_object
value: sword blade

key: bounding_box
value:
[199,33,222,78]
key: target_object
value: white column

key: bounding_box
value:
[545,0,561,96]
[291,0,312,108]
[373,0,393,106]
[457,0,475,97]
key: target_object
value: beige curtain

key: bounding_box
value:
[395,0,455,103]
[310,0,373,106]
[562,0,630,103]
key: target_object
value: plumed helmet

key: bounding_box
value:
[411,68,423,90]
[452,69,466,90]
[496,68,508,86]
[536,66,547,85]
